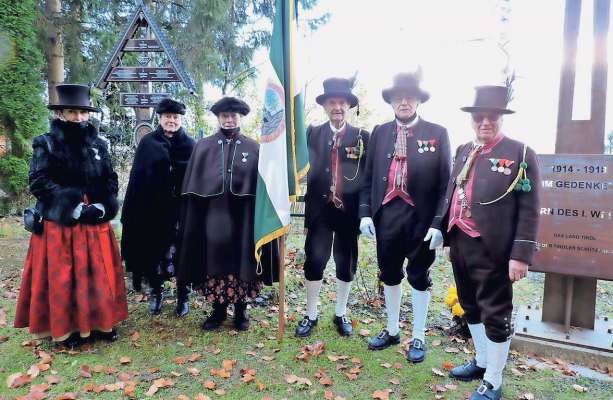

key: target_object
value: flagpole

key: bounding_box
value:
[277,235,286,341]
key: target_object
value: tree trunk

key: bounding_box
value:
[46,0,64,104]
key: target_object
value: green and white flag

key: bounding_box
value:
[254,0,308,261]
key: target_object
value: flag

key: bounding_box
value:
[254,0,309,261]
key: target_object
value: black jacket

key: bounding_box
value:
[304,122,370,228]
[121,127,195,277]
[359,118,451,238]
[29,119,119,226]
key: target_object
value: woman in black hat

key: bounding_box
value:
[176,96,263,332]
[121,98,195,317]
[14,84,128,346]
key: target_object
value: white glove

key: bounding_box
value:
[424,228,443,250]
[359,217,376,240]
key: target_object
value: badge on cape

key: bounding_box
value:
[241,152,249,162]
[91,147,101,160]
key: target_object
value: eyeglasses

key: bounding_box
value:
[471,113,501,123]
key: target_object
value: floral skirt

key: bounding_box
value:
[14,220,128,341]
[201,274,263,304]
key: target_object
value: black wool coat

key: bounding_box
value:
[29,119,119,226]
[434,136,540,265]
[120,127,195,279]
[304,122,370,228]
[359,118,451,239]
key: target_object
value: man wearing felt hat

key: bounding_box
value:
[121,98,195,317]
[176,96,278,332]
[294,77,370,338]
[359,71,451,363]
[432,85,540,400]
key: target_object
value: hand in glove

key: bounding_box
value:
[423,228,443,250]
[78,204,104,225]
[359,217,376,240]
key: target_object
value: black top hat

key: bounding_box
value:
[382,72,430,104]
[461,85,514,114]
[315,78,359,108]
[210,96,250,116]
[47,84,100,112]
[155,98,186,115]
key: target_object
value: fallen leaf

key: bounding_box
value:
[432,368,446,377]
[228,330,238,336]
[194,394,212,400]
[187,367,200,376]
[444,383,457,390]
[55,393,77,400]
[221,359,235,370]
[27,364,40,378]
[204,380,216,390]
[188,353,202,362]
[389,378,400,385]
[359,329,370,337]
[444,346,460,353]
[255,380,266,391]
[30,383,50,393]
[0,307,6,327]
[129,331,140,341]
[519,393,535,400]
[174,356,187,365]
[344,373,358,380]
[153,378,175,388]
[176,395,190,400]
[324,389,334,400]
[572,384,588,392]
[45,375,60,385]
[393,363,402,369]
[36,351,53,364]
[145,384,158,397]
[371,389,392,399]
[104,367,118,374]
[431,339,442,347]
[79,365,92,378]
[511,368,524,377]
[285,374,298,384]
[380,363,392,369]
[119,357,131,365]
[214,389,225,395]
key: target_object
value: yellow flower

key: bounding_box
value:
[452,302,465,317]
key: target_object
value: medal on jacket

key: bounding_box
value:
[92,147,101,160]
[241,152,248,162]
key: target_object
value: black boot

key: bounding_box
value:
[148,286,164,315]
[234,303,250,331]
[202,302,228,330]
[91,329,119,342]
[175,285,190,318]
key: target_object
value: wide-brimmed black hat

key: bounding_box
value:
[382,72,430,104]
[210,96,250,116]
[47,84,100,112]
[461,85,515,114]
[315,78,359,108]
[155,98,186,115]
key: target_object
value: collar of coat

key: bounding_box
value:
[49,119,98,146]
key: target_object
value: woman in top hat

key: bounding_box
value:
[359,71,451,362]
[432,85,540,400]
[14,84,128,346]
[294,77,370,338]
[121,98,195,317]
[176,96,264,332]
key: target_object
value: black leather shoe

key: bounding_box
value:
[449,359,486,382]
[470,380,502,400]
[57,332,84,348]
[368,329,400,350]
[234,303,250,331]
[406,338,426,363]
[201,303,227,331]
[294,316,317,337]
[176,300,189,318]
[148,291,164,315]
[332,315,352,336]
[92,329,119,342]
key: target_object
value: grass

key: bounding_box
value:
[0,219,612,399]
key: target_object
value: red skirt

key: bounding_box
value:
[14,220,128,341]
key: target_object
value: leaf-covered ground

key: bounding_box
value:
[1,217,612,399]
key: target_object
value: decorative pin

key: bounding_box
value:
[241,152,248,162]
[497,160,505,173]
[429,139,436,152]
[92,148,101,160]
[465,209,472,218]
[489,158,498,172]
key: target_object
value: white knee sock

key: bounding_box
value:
[305,279,323,320]
[483,337,511,390]
[410,288,431,342]
[335,278,352,317]
[468,323,488,368]
[383,284,403,336]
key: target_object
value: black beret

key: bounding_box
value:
[210,96,250,116]
[155,98,186,115]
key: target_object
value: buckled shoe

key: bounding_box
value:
[333,315,352,336]
[368,329,400,350]
[294,316,317,337]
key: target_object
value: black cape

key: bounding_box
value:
[176,130,279,286]
[120,127,195,282]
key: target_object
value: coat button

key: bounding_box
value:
[322,194,327,198]
[227,168,231,173]
[236,140,241,144]
[217,139,222,144]
[328,141,333,146]
[325,167,330,172]
[382,177,387,182]
[387,153,391,158]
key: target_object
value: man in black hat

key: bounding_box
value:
[359,71,451,363]
[294,78,370,338]
[176,96,266,332]
[121,98,195,317]
[433,85,540,400]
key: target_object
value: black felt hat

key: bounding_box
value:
[461,85,515,114]
[382,72,430,104]
[155,98,186,115]
[47,84,100,112]
[210,96,250,116]
[315,77,359,108]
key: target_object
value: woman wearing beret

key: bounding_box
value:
[121,98,195,317]
[176,96,263,331]
[14,84,128,346]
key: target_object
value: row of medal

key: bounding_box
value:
[457,187,472,218]
[417,139,436,153]
[489,158,514,175]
